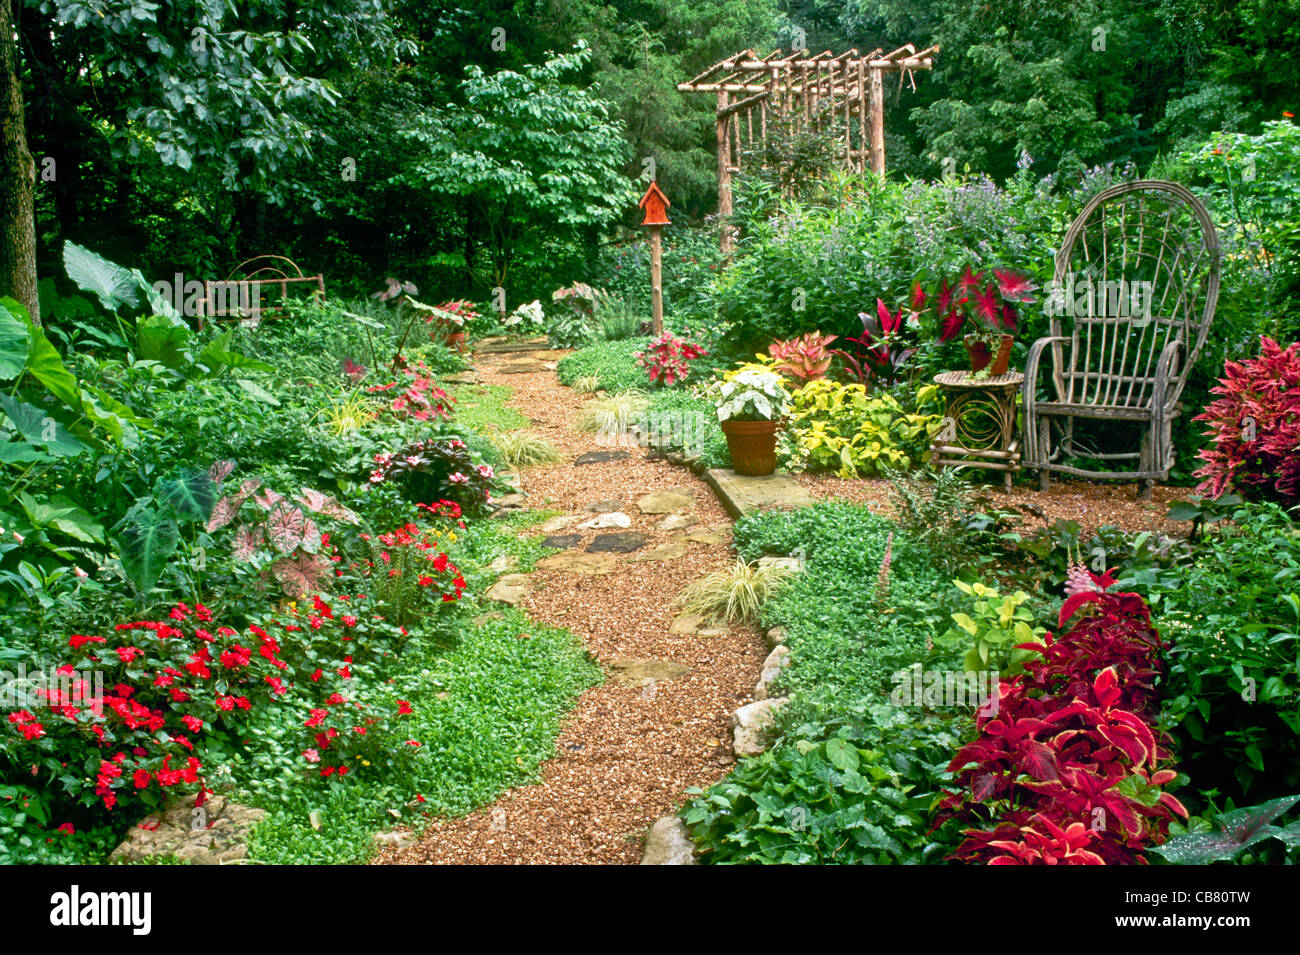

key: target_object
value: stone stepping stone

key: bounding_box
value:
[586,532,648,554]
[678,527,727,546]
[606,657,691,687]
[493,492,527,509]
[487,555,519,573]
[669,613,704,634]
[657,514,696,532]
[627,540,689,563]
[443,371,480,385]
[536,551,617,575]
[637,489,696,514]
[668,613,726,637]
[578,511,631,529]
[542,533,583,549]
[758,555,804,573]
[474,336,549,355]
[575,450,631,465]
[585,499,624,513]
[705,468,814,519]
[109,794,265,865]
[538,515,579,533]
[485,574,533,606]
[499,362,548,375]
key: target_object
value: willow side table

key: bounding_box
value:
[930,370,1023,491]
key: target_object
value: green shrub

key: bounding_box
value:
[556,338,650,392]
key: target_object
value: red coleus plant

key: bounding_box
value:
[768,331,838,383]
[936,576,1187,864]
[634,332,709,387]
[932,266,1037,344]
[1193,336,1300,509]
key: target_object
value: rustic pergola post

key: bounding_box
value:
[678,45,937,255]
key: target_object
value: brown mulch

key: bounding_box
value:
[793,473,1191,540]
[374,350,766,866]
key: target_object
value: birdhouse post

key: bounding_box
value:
[638,181,671,337]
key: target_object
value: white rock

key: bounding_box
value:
[640,816,698,865]
[577,511,631,529]
[754,645,791,701]
[539,515,579,533]
[757,556,803,573]
[731,697,788,757]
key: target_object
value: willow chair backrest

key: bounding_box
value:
[1045,180,1220,411]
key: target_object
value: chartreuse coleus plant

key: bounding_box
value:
[935,579,1045,676]
[779,380,940,477]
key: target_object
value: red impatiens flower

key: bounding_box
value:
[182,715,204,733]
[133,769,151,790]
[397,700,413,715]
[68,634,106,649]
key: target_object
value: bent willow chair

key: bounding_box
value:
[1022,180,1220,497]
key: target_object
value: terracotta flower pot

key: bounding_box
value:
[966,335,1014,375]
[443,331,467,353]
[720,418,780,476]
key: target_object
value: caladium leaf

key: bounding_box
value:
[296,487,359,524]
[1149,794,1300,864]
[232,525,264,561]
[266,504,308,555]
[208,459,237,485]
[271,554,330,599]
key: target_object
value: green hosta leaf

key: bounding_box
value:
[0,299,32,379]
[117,507,180,593]
[63,241,139,312]
[155,467,218,523]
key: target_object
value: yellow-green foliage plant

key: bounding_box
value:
[780,380,942,478]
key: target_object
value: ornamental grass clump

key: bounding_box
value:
[489,430,562,469]
[676,558,796,626]
[575,390,650,436]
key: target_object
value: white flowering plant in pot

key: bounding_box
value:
[711,369,792,422]
[504,300,545,329]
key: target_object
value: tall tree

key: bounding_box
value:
[0,0,37,321]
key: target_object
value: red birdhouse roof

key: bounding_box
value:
[638,181,671,226]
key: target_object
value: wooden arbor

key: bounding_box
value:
[677,45,937,253]
[1021,181,1221,497]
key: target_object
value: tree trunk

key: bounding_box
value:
[0,0,39,322]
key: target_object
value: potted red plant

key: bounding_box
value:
[933,267,1037,376]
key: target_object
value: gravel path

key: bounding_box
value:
[376,348,1193,865]
[375,349,767,865]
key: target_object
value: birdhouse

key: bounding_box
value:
[639,181,671,226]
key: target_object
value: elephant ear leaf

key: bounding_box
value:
[0,299,32,380]
[63,241,139,313]
[155,467,218,523]
[0,394,88,457]
[25,323,81,409]
[117,507,180,593]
